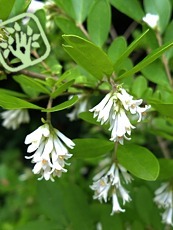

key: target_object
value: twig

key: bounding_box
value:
[156,136,171,159]
[123,21,138,40]
[155,31,173,87]
[76,23,90,39]
[110,24,118,40]
[19,69,47,80]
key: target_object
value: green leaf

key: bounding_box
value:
[158,159,173,180]
[71,0,93,23]
[13,75,50,96]
[9,0,31,17]
[0,0,15,20]
[144,0,171,33]
[51,80,75,99]
[117,41,173,80]
[0,88,27,98]
[0,93,43,109]
[87,0,111,47]
[78,111,100,125]
[63,35,114,80]
[150,103,173,117]
[15,220,57,230]
[110,0,144,21]
[114,29,149,69]
[37,181,94,230]
[42,95,78,112]
[135,187,155,225]
[141,60,169,87]
[55,17,87,38]
[131,76,148,98]
[117,144,160,181]
[54,0,76,21]
[70,138,114,158]
[108,36,127,63]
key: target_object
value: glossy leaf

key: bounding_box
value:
[158,159,173,180]
[13,75,50,96]
[108,36,127,63]
[42,95,78,112]
[9,0,30,17]
[55,17,86,38]
[71,0,93,23]
[117,144,159,181]
[131,76,148,98]
[117,41,173,80]
[110,0,144,21]
[114,29,149,69]
[144,0,171,33]
[150,103,173,117]
[141,60,169,87]
[51,80,75,99]
[0,0,15,20]
[37,181,94,230]
[63,35,114,79]
[87,0,111,47]
[0,93,43,110]
[71,138,114,158]
[78,111,99,125]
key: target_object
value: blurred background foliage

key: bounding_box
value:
[1,0,173,229]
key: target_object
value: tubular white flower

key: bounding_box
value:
[109,109,135,144]
[142,13,159,30]
[1,109,30,130]
[25,123,75,181]
[154,182,173,226]
[90,86,150,144]
[90,163,133,214]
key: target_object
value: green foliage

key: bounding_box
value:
[1,0,173,229]
[62,35,114,79]
[71,138,114,158]
[117,144,160,181]
[0,0,15,20]
[87,0,111,47]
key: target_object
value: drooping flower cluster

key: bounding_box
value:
[1,109,30,130]
[154,182,173,226]
[90,163,133,214]
[25,123,75,181]
[89,86,150,144]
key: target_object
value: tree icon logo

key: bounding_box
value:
[0,13,50,72]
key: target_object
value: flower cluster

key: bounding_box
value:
[90,87,150,144]
[90,163,133,214]
[154,182,173,226]
[1,109,30,130]
[25,123,75,181]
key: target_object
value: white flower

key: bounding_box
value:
[142,13,159,30]
[67,95,89,121]
[154,182,173,226]
[109,108,135,144]
[1,109,30,130]
[90,163,132,214]
[27,0,45,13]
[25,123,75,181]
[89,86,150,144]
